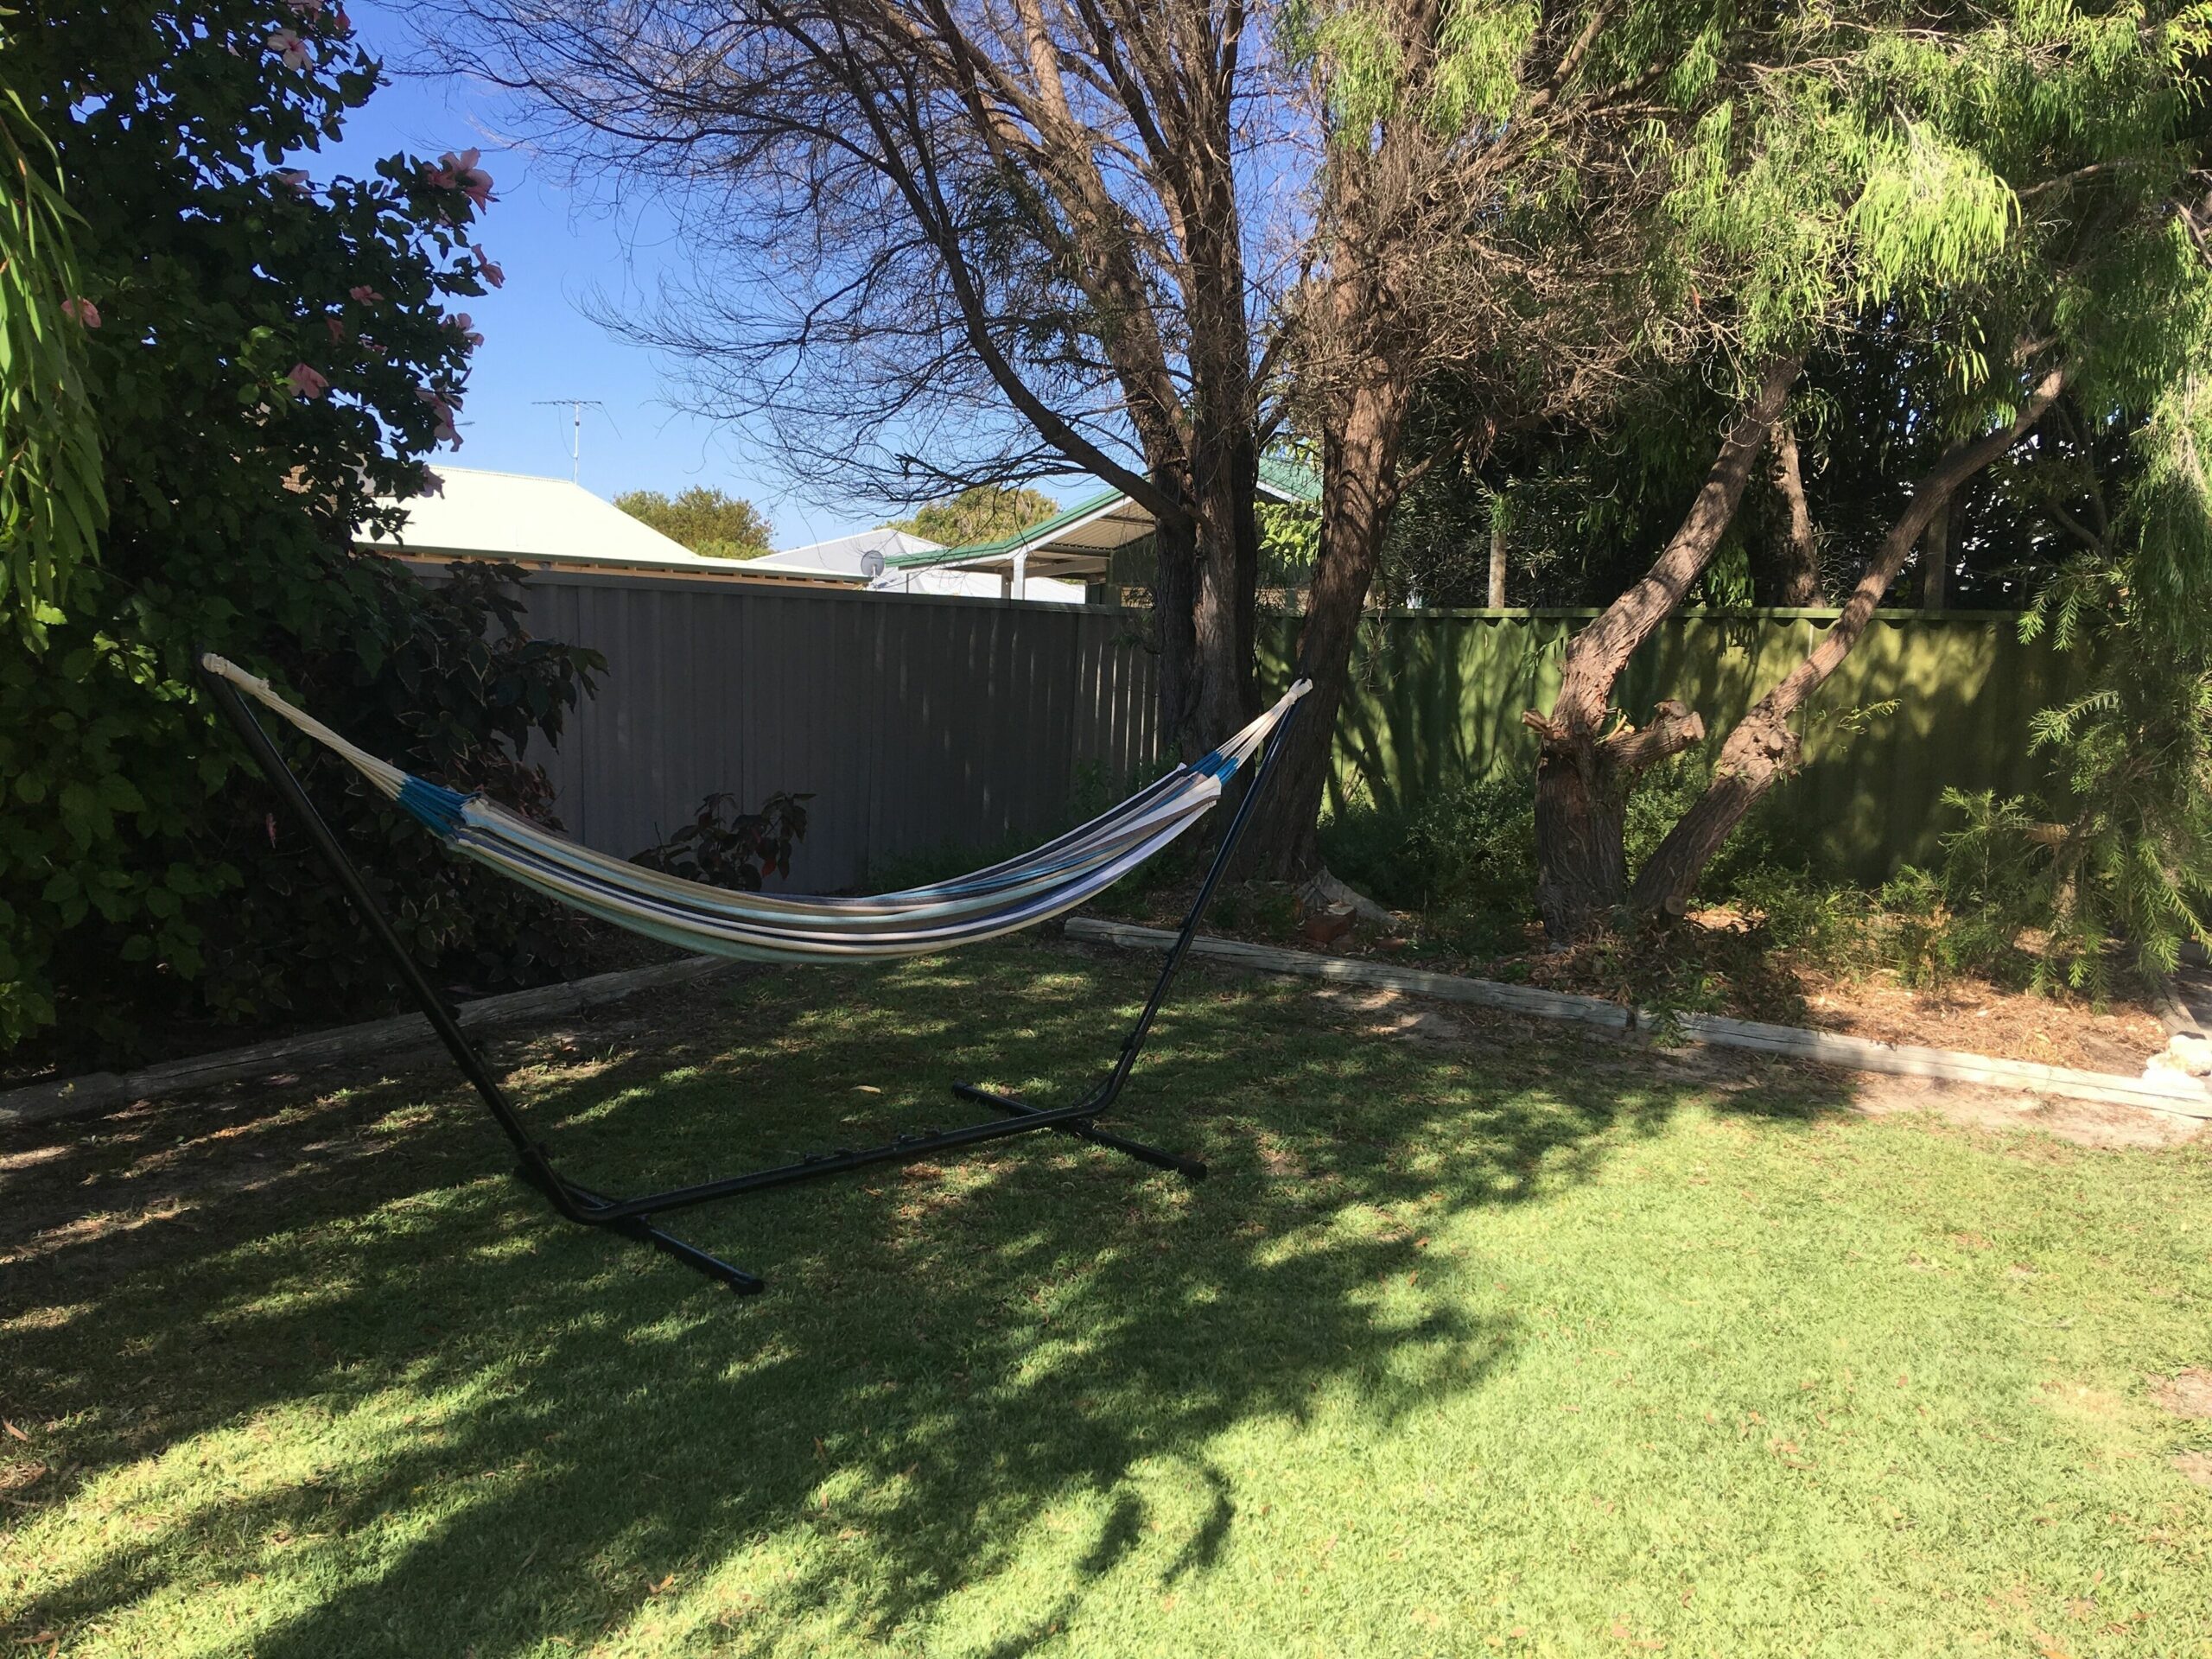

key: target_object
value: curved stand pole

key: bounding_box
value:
[951,699,1306,1171]
[200,659,1300,1297]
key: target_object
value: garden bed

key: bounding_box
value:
[1090,877,2171,1077]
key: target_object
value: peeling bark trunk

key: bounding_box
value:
[1770,419,1822,606]
[1248,372,1413,878]
[1529,358,1802,940]
[1191,435,1262,750]
[1630,366,2067,917]
[1486,501,1508,607]
[1151,512,1201,753]
[1922,498,1949,612]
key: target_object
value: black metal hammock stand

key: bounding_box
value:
[202,660,1304,1295]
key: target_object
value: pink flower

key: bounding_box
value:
[324,315,346,342]
[285,0,322,15]
[331,3,352,32]
[445,311,484,349]
[416,386,462,446]
[60,296,100,327]
[346,284,385,306]
[272,169,312,196]
[266,28,313,68]
[416,466,446,498]
[472,245,505,289]
[288,362,330,399]
[429,148,495,208]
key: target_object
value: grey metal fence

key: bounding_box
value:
[511,571,1160,889]
[506,570,2063,893]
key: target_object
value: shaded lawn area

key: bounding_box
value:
[3,944,2209,1657]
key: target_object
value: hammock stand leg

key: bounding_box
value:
[950,697,1303,1173]
[203,667,767,1294]
[203,663,1297,1298]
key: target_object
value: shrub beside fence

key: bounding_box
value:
[1294,607,2077,881]
[499,569,2069,889]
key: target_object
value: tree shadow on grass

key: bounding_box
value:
[0,944,1853,1656]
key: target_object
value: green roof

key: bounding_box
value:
[882,486,1127,570]
[882,456,1320,572]
[1257,454,1320,505]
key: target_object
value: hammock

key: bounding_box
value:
[198,649,1311,1298]
[199,653,1310,964]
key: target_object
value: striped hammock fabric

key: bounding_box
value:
[200,654,1311,965]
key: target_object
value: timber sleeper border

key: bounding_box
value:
[10,925,2205,1133]
[0,957,732,1129]
[1065,918,2212,1123]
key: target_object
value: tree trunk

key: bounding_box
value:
[1529,358,1802,940]
[1630,365,2067,917]
[1191,435,1262,749]
[1486,495,1508,607]
[1770,419,1822,605]
[1151,512,1201,755]
[1922,497,1948,611]
[1245,372,1412,878]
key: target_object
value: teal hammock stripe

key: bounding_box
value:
[200,654,1311,966]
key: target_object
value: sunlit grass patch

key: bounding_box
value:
[3,944,2209,1656]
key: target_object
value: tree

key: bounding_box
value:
[1242,0,1721,876]
[887,484,1059,547]
[440,0,1277,757]
[1515,0,2212,938]
[0,0,596,1053]
[615,485,773,557]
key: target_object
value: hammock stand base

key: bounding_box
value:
[205,663,1299,1297]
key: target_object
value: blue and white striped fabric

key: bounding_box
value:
[202,654,1310,965]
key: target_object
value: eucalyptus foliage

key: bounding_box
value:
[615,486,774,558]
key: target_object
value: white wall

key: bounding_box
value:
[868,569,1088,604]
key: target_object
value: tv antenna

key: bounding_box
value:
[533,398,608,482]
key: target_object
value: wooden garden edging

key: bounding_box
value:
[14,922,2203,1135]
[1065,918,2212,1122]
[0,956,730,1131]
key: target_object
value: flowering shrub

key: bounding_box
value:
[634,792,810,892]
[0,0,588,1058]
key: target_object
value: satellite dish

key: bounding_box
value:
[860,550,887,577]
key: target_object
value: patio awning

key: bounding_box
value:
[880,456,1319,590]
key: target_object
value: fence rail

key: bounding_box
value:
[501,570,2067,890]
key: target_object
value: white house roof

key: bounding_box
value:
[359,467,759,574]
[753,526,944,577]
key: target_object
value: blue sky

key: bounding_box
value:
[311,3,1082,548]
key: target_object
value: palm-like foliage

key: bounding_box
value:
[0,70,103,643]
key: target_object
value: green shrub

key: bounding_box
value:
[1317,770,1539,956]
[1406,769,1541,906]
[0,0,602,1060]
[1724,864,1865,963]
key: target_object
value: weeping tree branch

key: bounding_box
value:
[1630,360,2070,917]
[1524,353,1802,939]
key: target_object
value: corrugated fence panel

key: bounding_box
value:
[502,571,2070,892]
[1269,607,2077,881]
[512,573,1163,890]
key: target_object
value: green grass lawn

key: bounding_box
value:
[3,944,2209,1657]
